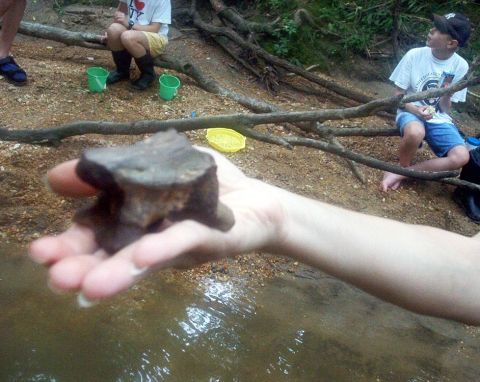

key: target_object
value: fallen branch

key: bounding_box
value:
[13,22,479,113]
[328,135,366,183]
[3,116,479,191]
[0,94,404,144]
[7,20,480,192]
[17,21,103,49]
[209,0,277,35]
[190,8,375,104]
[14,21,282,114]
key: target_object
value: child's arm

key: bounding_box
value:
[118,1,128,13]
[438,95,452,114]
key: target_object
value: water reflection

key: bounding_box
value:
[1,245,480,381]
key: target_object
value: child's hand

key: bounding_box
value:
[113,11,127,27]
[99,32,107,45]
[417,105,435,120]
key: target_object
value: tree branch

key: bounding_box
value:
[190,7,374,104]
[209,0,277,35]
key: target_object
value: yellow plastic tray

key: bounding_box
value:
[206,128,246,153]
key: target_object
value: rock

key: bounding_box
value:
[73,130,235,254]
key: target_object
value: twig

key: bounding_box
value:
[328,135,366,183]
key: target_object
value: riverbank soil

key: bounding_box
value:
[1,4,479,315]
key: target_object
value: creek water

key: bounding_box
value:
[1,244,480,381]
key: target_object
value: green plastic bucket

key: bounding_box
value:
[86,67,109,93]
[159,74,180,101]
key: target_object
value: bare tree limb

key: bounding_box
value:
[17,21,104,49]
[209,0,277,35]
[13,21,282,114]
[6,20,480,192]
[0,95,400,144]
[189,8,375,104]
[328,135,366,183]
[13,21,479,111]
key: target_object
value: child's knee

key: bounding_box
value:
[107,23,125,38]
[120,30,137,46]
[403,123,425,142]
[449,146,470,168]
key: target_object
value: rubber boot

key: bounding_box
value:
[107,50,132,85]
[130,53,156,90]
[452,147,480,222]
[453,187,480,223]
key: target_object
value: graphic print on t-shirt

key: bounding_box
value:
[128,0,145,21]
[415,72,455,110]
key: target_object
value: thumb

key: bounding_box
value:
[47,159,98,197]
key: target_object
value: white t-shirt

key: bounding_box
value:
[120,0,171,37]
[389,47,469,124]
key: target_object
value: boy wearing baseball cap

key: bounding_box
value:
[381,13,472,192]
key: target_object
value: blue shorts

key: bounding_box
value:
[396,112,465,157]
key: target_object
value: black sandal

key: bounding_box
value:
[0,56,27,86]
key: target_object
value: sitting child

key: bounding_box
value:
[381,13,472,192]
[105,0,171,90]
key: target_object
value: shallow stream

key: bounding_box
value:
[1,244,480,381]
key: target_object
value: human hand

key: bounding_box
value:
[99,32,107,45]
[29,147,285,305]
[416,105,434,120]
[113,11,128,27]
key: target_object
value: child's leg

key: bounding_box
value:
[106,23,126,51]
[0,0,26,58]
[120,30,150,58]
[381,112,425,191]
[105,23,132,84]
[398,121,426,166]
[381,122,469,192]
[120,31,162,90]
[419,122,470,171]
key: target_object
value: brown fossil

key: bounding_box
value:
[73,130,235,254]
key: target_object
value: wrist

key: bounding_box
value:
[265,186,327,261]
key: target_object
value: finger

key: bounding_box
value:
[80,244,143,300]
[47,159,97,197]
[29,224,98,265]
[48,254,104,292]
[133,220,225,269]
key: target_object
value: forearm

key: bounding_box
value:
[395,87,420,116]
[118,2,127,13]
[271,187,480,324]
[439,96,451,114]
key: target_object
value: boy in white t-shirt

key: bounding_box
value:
[381,13,472,192]
[104,0,171,90]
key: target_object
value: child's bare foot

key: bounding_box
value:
[381,172,406,192]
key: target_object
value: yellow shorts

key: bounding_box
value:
[143,32,168,57]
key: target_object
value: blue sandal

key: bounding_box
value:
[0,56,27,86]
